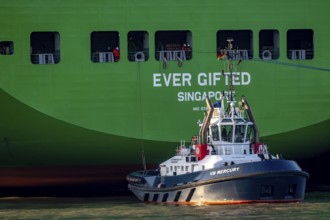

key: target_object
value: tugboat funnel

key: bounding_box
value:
[242,96,260,143]
[200,96,214,144]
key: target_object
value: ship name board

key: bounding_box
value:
[210,167,240,176]
[153,72,250,87]
[152,72,251,105]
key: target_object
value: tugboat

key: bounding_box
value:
[127,41,309,205]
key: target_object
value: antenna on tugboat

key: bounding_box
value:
[225,37,236,105]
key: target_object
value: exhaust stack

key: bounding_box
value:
[241,96,260,143]
[200,96,214,144]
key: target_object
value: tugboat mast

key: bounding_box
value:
[226,37,235,102]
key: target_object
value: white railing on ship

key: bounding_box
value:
[158,50,186,61]
[289,50,306,60]
[31,53,60,64]
[288,49,314,60]
[31,53,54,64]
[91,52,114,62]
[226,49,249,60]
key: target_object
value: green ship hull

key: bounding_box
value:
[0,0,329,190]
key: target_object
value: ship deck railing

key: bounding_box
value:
[156,50,187,61]
[217,49,252,60]
[91,52,115,62]
[288,49,313,60]
[31,52,60,64]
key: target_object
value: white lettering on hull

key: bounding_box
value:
[210,167,240,176]
[153,73,192,87]
[152,72,251,107]
[177,91,222,102]
[153,72,251,88]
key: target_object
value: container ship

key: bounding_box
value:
[0,0,329,195]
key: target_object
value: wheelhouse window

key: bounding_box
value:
[217,30,253,60]
[91,31,120,63]
[30,32,60,64]
[128,31,149,62]
[259,30,279,60]
[287,29,314,60]
[0,41,14,55]
[220,125,233,142]
[246,125,255,143]
[211,125,220,141]
[155,30,192,61]
[234,125,245,143]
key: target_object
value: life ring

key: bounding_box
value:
[134,52,145,61]
[262,50,272,60]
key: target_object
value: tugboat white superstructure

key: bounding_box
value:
[127,41,309,205]
[127,93,309,204]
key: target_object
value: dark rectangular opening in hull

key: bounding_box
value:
[186,188,196,202]
[144,193,149,202]
[152,193,159,202]
[162,193,169,202]
[174,191,181,202]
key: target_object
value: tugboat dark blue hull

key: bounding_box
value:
[128,160,309,204]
